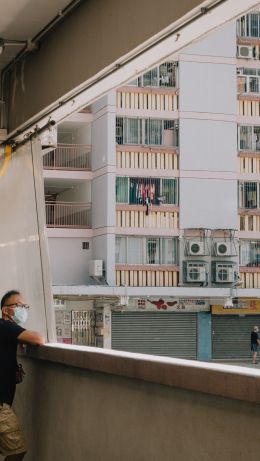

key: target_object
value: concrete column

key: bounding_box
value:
[95,303,112,349]
[0,138,55,341]
[91,93,116,285]
[179,22,237,230]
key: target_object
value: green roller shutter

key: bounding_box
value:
[112,311,197,359]
[212,315,260,359]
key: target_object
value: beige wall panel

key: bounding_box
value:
[122,151,126,168]
[122,211,126,227]
[139,152,144,169]
[116,151,121,168]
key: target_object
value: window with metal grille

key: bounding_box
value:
[237,70,260,94]
[239,241,260,267]
[238,181,259,208]
[115,236,178,265]
[82,242,90,250]
[116,117,124,144]
[239,125,260,151]
[116,117,178,147]
[127,61,178,88]
[147,238,160,264]
[116,177,178,205]
[237,13,260,38]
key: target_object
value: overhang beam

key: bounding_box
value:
[3,0,259,140]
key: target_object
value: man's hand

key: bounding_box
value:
[18,330,45,346]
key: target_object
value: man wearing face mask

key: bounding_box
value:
[0,290,45,460]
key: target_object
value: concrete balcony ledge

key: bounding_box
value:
[27,343,260,404]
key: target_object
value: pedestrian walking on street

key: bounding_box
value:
[251,326,260,364]
[0,290,45,460]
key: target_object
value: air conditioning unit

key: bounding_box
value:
[188,241,205,256]
[185,263,207,283]
[215,242,233,256]
[215,263,236,283]
[89,260,103,277]
[237,45,253,59]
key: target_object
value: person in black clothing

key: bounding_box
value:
[251,326,260,364]
[0,290,45,460]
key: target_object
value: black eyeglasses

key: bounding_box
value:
[4,303,30,310]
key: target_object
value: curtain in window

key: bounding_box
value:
[116,177,128,203]
[250,14,260,37]
[161,239,176,264]
[115,237,127,263]
[125,118,141,144]
[240,241,260,266]
[145,119,162,146]
[239,126,252,150]
[254,127,260,151]
[128,237,143,264]
[240,241,250,265]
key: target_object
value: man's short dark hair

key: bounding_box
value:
[1,290,20,309]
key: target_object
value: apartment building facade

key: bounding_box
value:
[43,8,260,360]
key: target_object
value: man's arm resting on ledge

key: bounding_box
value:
[18,330,45,346]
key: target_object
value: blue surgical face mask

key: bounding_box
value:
[13,307,28,325]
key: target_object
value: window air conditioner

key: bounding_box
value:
[188,241,205,256]
[186,263,206,283]
[89,260,103,277]
[215,263,235,283]
[215,242,233,256]
[237,45,253,59]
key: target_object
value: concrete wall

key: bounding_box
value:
[57,122,92,145]
[183,22,236,58]
[93,234,116,286]
[179,22,237,230]
[0,139,54,340]
[48,237,92,285]
[180,178,237,229]
[14,346,260,461]
[57,181,91,203]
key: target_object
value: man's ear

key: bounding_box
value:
[1,307,8,317]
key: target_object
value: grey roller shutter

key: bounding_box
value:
[212,315,260,359]
[112,311,197,359]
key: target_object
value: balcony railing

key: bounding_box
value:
[43,144,91,170]
[45,202,91,228]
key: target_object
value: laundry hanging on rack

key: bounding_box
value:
[130,178,157,206]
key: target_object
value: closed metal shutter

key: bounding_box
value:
[212,315,260,359]
[112,311,197,359]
